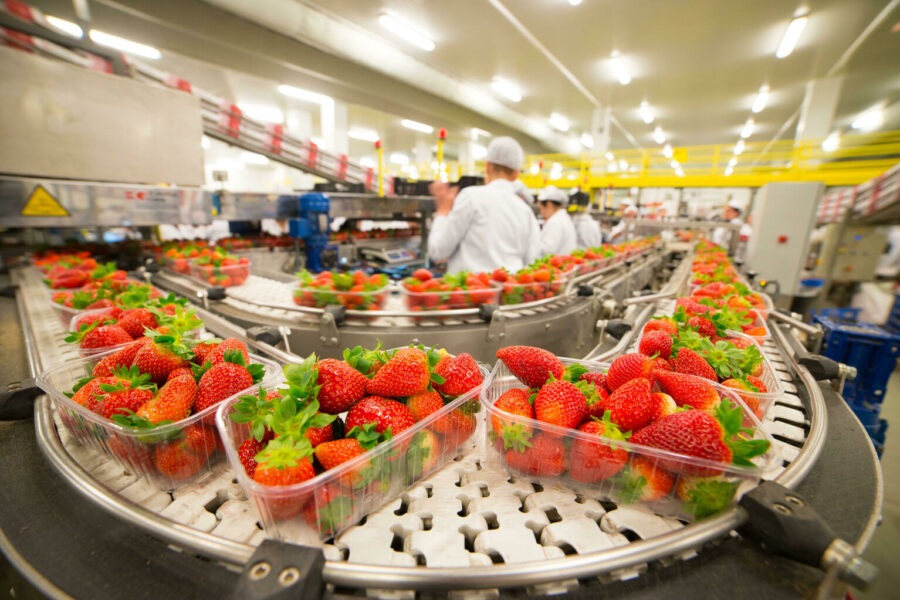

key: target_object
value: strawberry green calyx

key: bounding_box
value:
[220,349,266,383]
[346,422,385,450]
[612,465,646,505]
[736,344,764,376]
[671,329,706,354]
[681,479,740,519]
[343,343,385,378]
[90,262,118,280]
[254,437,314,469]
[145,329,195,360]
[500,421,532,452]
[424,346,446,386]
[230,388,276,442]
[64,320,108,344]
[156,305,204,338]
[710,306,751,336]
[315,495,355,535]
[595,410,630,442]
[699,339,746,380]
[713,400,770,467]
[282,354,320,401]
[270,398,335,442]
[108,366,156,391]
[562,363,589,383]
[70,376,95,395]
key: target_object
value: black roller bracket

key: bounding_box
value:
[605,319,632,340]
[324,304,347,325]
[0,283,19,298]
[143,260,161,274]
[478,303,499,322]
[206,287,227,301]
[745,270,758,284]
[247,326,282,347]
[0,377,41,421]
[576,284,595,297]
[798,355,842,380]
[234,539,325,600]
[738,481,878,590]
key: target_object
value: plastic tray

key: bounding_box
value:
[399,282,501,311]
[575,256,612,276]
[292,282,392,310]
[480,358,779,522]
[191,258,252,287]
[37,348,282,491]
[493,272,572,305]
[217,363,490,545]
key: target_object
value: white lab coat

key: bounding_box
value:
[573,213,602,249]
[608,218,632,243]
[712,217,743,248]
[428,179,542,273]
[540,209,578,256]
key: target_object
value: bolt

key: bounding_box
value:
[278,567,300,587]
[545,323,551,330]
[329,337,338,344]
[249,561,270,580]
[412,338,420,344]
[319,336,326,342]
[487,335,494,341]
[785,494,805,507]
[499,333,506,339]
[773,503,792,515]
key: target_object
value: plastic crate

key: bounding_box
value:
[886,296,900,334]
[814,316,900,398]
[811,307,862,322]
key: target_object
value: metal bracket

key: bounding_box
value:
[0,377,40,421]
[317,311,341,347]
[0,283,19,298]
[486,310,508,343]
[234,539,325,600]
[207,287,227,301]
[247,326,282,347]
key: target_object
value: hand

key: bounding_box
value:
[429,181,458,216]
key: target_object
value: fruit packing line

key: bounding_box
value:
[11,243,874,598]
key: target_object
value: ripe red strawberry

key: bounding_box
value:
[193,354,259,414]
[495,346,564,388]
[137,375,197,423]
[618,456,674,502]
[191,341,220,365]
[746,375,768,393]
[345,396,415,437]
[584,384,609,419]
[725,336,753,350]
[644,318,678,336]
[91,338,151,377]
[166,367,194,382]
[491,388,534,451]
[651,392,678,422]
[605,377,655,431]
[253,437,316,494]
[407,390,446,425]
[66,322,133,350]
[579,372,609,393]
[155,440,205,481]
[671,348,717,382]
[688,315,716,338]
[315,438,367,485]
[182,424,219,460]
[315,358,367,414]
[654,370,720,411]
[639,330,673,359]
[720,379,762,417]
[305,419,334,448]
[365,348,431,398]
[73,310,116,332]
[433,352,483,398]
[569,417,628,483]
[505,434,567,476]
[116,308,158,338]
[406,429,441,477]
[206,338,248,365]
[238,437,264,478]
[71,376,117,412]
[606,353,657,391]
[133,339,189,384]
[534,380,587,433]
[107,436,154,472]
[98,387,154,419]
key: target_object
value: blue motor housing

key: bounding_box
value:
[288,193,332,272]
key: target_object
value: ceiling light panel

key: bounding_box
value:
[401,119,434,133]
[277,85,332,105]
[89,29,161,59]
[549,113,570,132]
[348,127,380,142]
[851,106,883,131]
[491,77,522,103]
[776,15,808,59]
[378,12,435,51]
[741,118,754,139]
[46,16,83,38]
[639,101,654,124]
[653,126,665,144]
[752,85,769,113]
[821,132,840,152]
[609,53,631,85]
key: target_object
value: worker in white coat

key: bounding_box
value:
[607,200,639,242]
[712,199,746,249]
[570,191,602,248]
[537,186,577,256]
[512,179,535,205]
[428,137,541,273]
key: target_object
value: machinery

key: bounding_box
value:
[808,224,887,282]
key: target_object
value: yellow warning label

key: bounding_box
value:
[21,185,69,217]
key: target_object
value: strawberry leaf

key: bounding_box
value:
[563,363,589,383]
[314,495,354,536]
[681,479,740,519]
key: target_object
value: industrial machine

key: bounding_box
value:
[808,224,887,282]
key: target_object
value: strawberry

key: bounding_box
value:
[412,268,433,282]
[505,434,567,476]
[345,396,415,437]
[606,353,657,390]
[639,330,672,359]
[71,376,117,412]
[651,392,678,422]
[315,358,368,414]
[495,346,564,388]
[305,420,334,448]
[584,384,609,419]
[433,352,483,398]
[676,476,741,518]
[407,390,446,425]
[406,429,441,478]
[107,436,154,473]
[365,347,436,398]
[533,380,587,433]
[569,416,629,483]
[654,370,721,410]
[605,377,655,431]
[133,337,190,384]
[238,437,264,478]
[206,337,248,365]
[725,336,753,350]
[182,424,219,461]
[644,318,677,336]
[671,347,717,381]
[491,388,534,451]
[65,322,133,350]
[91,338,151,377]
[135,375,197,423]
[193,350,265,413]
[166,367,194,382]
[616,456,674,502]
[687,315,716,338]
[154,439,205,480]
[116,308,158,338]
[746,374,767,393]
[630,401,770,476]
[579,372,609,393]
[191,341,220,365]
[314,438,368,484]
[303,483,354,535]
[72,310,116,332]
[98,387,154,419]
[252,438,316,486]
[720,379,761,416]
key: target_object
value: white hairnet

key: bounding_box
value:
[512,180,535,204]
[727,199,744,213]
[486,136,525,170]
[537,186,568,205]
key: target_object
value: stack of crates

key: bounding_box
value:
[885,295,900,335]
[813,311,899,457]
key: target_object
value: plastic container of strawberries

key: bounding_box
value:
[36,348,283,491]
[216,363,490,545]
[66,308,134,359]
[494,271,573,305]
[292,282,392,311]
[191,258,252,287]
[398,282,501,311]
[480,358,779,522]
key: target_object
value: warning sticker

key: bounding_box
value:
[21,185,69,217]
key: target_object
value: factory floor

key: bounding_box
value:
[858,370,900,599]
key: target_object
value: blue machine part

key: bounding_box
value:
[288,193,332,272]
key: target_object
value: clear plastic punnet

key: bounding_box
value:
[493,271,573,305]
[292,282,392,311]
[191,257,252,287]
[481,357,779,522]
[399,282,501,311]
[36,347,282,491]
[217,362,490,545]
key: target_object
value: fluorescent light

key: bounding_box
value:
[89,29,161,59]
[401,119,434,134]
[471,127,491,138]
[569,0,583,5]
[580,133,594,148]
[472,144,487,160]
[359,157,376,168]
[530,163,540,175]
[277,85,332,105]
[211,158,244,171]
[776,15,808,59]
[240,151,269,165]
[605,151,614,160]
[549,113,570,132]
[822,132,841,152]
[550,163,563,178]
[348,127,379,142]
[724,166,734,176]
[727,157,737,168]
[491,78,522,103]
[618,159,628,170]
[670,160,679,169]
[741,118,755,139]
[851,106,883,131]
[675,168,685,177]
[663,144,673,158]
[430,161,439,170]
[734,139,745,155]
[46,15,83,38]
[752,85,769,113]
[608,162,618,173]
[378,12,435,51]
[201,136,211,150]
[389,152,410,165]
[639,101,654,124]
[610,52,631,85]
[237,104,284,124]
[653,126,665,145]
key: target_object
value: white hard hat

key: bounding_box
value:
[620,199,636,209]
[512,180,535,204]
[727,199,744,213]
[486,136,525,170]
[537,186,569,205]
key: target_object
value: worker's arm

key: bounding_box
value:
[524,215,542,264]
[428,191,474,262]
[540,216,561,256]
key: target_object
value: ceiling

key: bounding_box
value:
[205,0,900,150]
